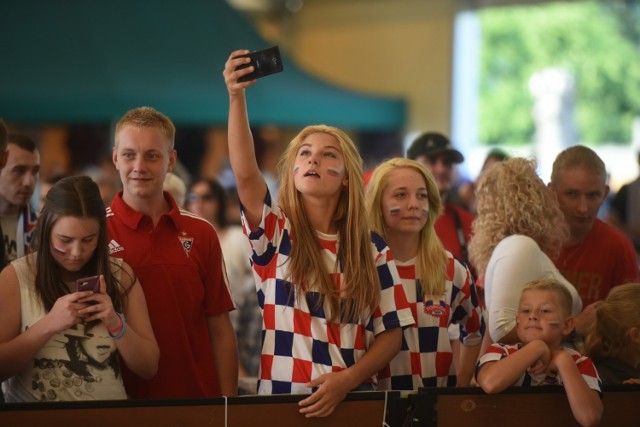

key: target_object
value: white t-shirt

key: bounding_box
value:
[484,234,582,342]
[219,225,253,308]
[3,254,127,402]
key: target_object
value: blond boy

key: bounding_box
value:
[477,278,603,427]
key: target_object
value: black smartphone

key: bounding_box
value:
[236,46,284,82]
[76,275,100,294]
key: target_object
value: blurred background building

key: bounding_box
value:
[1,0,639,200]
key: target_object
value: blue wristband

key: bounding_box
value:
[108,312,126,340]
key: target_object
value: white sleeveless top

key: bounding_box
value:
[3,253,127,402]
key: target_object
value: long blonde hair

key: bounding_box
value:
[468,157,569,275]
[277,125,380,323]
[584,283,640,362]
[365,158,448,296]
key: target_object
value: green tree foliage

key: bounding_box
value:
[479,1,640,145]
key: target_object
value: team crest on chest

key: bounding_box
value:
[178,232,194,258]
[423,299,450,319]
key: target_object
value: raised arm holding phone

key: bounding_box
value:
[223,49,413,417]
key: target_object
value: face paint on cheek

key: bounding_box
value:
[389,207,401,216]
[52,245,67,255]
[326,167,341,177]
[422,207,429,217]
[548,321,562,328]
[293,165,300,175]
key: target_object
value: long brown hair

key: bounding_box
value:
[277,125,379,323]
[31,175,130,312]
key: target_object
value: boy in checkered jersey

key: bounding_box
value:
[477,279,602,427]
[224,52,414,418]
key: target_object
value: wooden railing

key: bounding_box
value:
[407,385,639,427]
[1,386,637,426]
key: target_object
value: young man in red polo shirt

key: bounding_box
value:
[107,107,237,398]
[549,145,639,337]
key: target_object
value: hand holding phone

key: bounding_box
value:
[76,276,100,305]
[236,46,284,82]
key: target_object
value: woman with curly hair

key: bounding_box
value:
[468,157,582,345]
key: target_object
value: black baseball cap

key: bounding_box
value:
[407,132,464,164]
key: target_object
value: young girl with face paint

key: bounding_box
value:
[477,278,602,427]
[364,158,484,389]
[0,176,159,402]
[224,50,413,418]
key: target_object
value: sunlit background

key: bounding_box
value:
[1,0,639,204]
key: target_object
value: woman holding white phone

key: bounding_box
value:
[0,175,159,402]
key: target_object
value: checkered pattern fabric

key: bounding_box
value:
[377,253,484,390]
[478,343,601,392]
[242,192,414,395]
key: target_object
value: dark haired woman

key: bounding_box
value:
[0,175,158,402]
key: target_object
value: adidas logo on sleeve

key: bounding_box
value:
[108,239,124,254]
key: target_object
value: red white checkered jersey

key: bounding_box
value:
[478,343,601,392]
[242,191,414,395]
[377,253,484,389]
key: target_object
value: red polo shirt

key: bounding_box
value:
[555,219,639,307]
[107,191,235,399]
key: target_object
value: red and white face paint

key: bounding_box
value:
[50,216,100,274]
[389,207,401,216]
[292,133,347,199]
[52,245,67,254]
[380,168,430,239]
[326,166,342,177]
[516,289,571,346]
